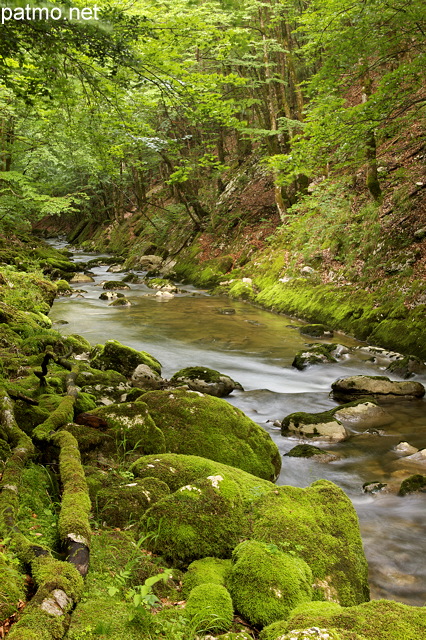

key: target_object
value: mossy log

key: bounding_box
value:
[1,376,90,639]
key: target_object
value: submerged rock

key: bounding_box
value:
[398,474,426,496]
[141,388,281,480]
[394,441,419,456]
[281,410,348,442]
[299,324,333,339]
[102,280,130,290]
[363,481,388,494]
[292,344,337,370]
[386,354,426,379]
[285,444,338,462]
[99,291,124,300]
[108,297,131,306]
[331,375,425,399]
[70,273,94,283]
[170,366,243,397]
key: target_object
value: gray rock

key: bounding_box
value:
[386,355,426,379]
[334,401,393,428]
[170,366,243,398]
[394,442,419,456]
[131,364,165,390]
[331,375,425,399]
[282,410,348,442]
[106,264,125,273]
[70,273,94,283]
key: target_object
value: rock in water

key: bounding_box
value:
[331,375,425,399]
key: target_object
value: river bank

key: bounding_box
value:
[1,234,425,640]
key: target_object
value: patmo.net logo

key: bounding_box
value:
[1,2,100,24]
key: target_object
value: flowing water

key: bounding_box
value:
[48,243,426,606]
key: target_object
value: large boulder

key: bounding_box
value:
[90,340,162,376]
[170,366,243,397]
[227,540,312,627]
[185,583,234,633]
[260,599,426,640]
[331,375,425,399]
[250,481,370,606]
[132,454,369,606]
[84,400,166,455]
[131,364,165,390]
[141,388,281,481]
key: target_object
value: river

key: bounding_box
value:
[48,243,426,606]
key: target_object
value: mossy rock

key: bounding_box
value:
[90,339,162,376]
[250,480,370,607]
[91,475,170,528]
[108,297,131,306]
[13,401,50,435]
[75,364,127,388]
[398,474,426,496]
[141,388,281,481]
[63,423,109,453]
[0,323,22,349]
[55,279,72,294]
[284,599,426,640]
[386,355,426,379]
[284,444,327,458]
[132,454,368,602]
[182,557,232,597]
[228,279,256,301]
[84,400,166,455]
[292,343,337,370]
[299,324,334,338]
[102,280,130,290]
[170,366,243,397]
[281,409,347,442]
[228,540,312,628]
[185,583,234,632]
[331,375,425,399]
[63,334,92,355]
[74,392,97,416]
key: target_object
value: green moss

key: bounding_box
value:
[292,343,337,370]
[227,540,312,628]
[171,366,222,383]
[398,474,426,496]
[141,388,281,481]
[90,339,162,376]
[85,400,166,455]
[185,583,234,632]
[284,444,326,458]
[75,364,127,387]
[93,476,170,528]
[74,392,97,416]
[0,548,26,621]
[250,481,369,606]
[228,279,256,301]
[102,280,130,290]
[55,279,72,293]
[14,402,50,435]
[285,599,426,640]
[64,334,92,355]
[33,395,75,440]
[182,557,232,597]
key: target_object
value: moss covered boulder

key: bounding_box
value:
[182,557,232,597]
[284,444,338,462]
[0,550,26,621]
[132,455,368,604]
[282,409,348,442]
[185,583,234,633]
[83,400,166,455]
[141,388,281,480]
[90,339,162,376]
[331,375,425,399]
[227,540,312,627]
[275,599,426,640]
[170,366,243,397]
[85,470,170,528]
[250,480,370,606]
[102,280,130,290]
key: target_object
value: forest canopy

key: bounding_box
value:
[0,0,425,230]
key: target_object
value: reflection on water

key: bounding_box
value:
[49,248,426,605]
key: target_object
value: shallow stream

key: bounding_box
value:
[49,243,426,606]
